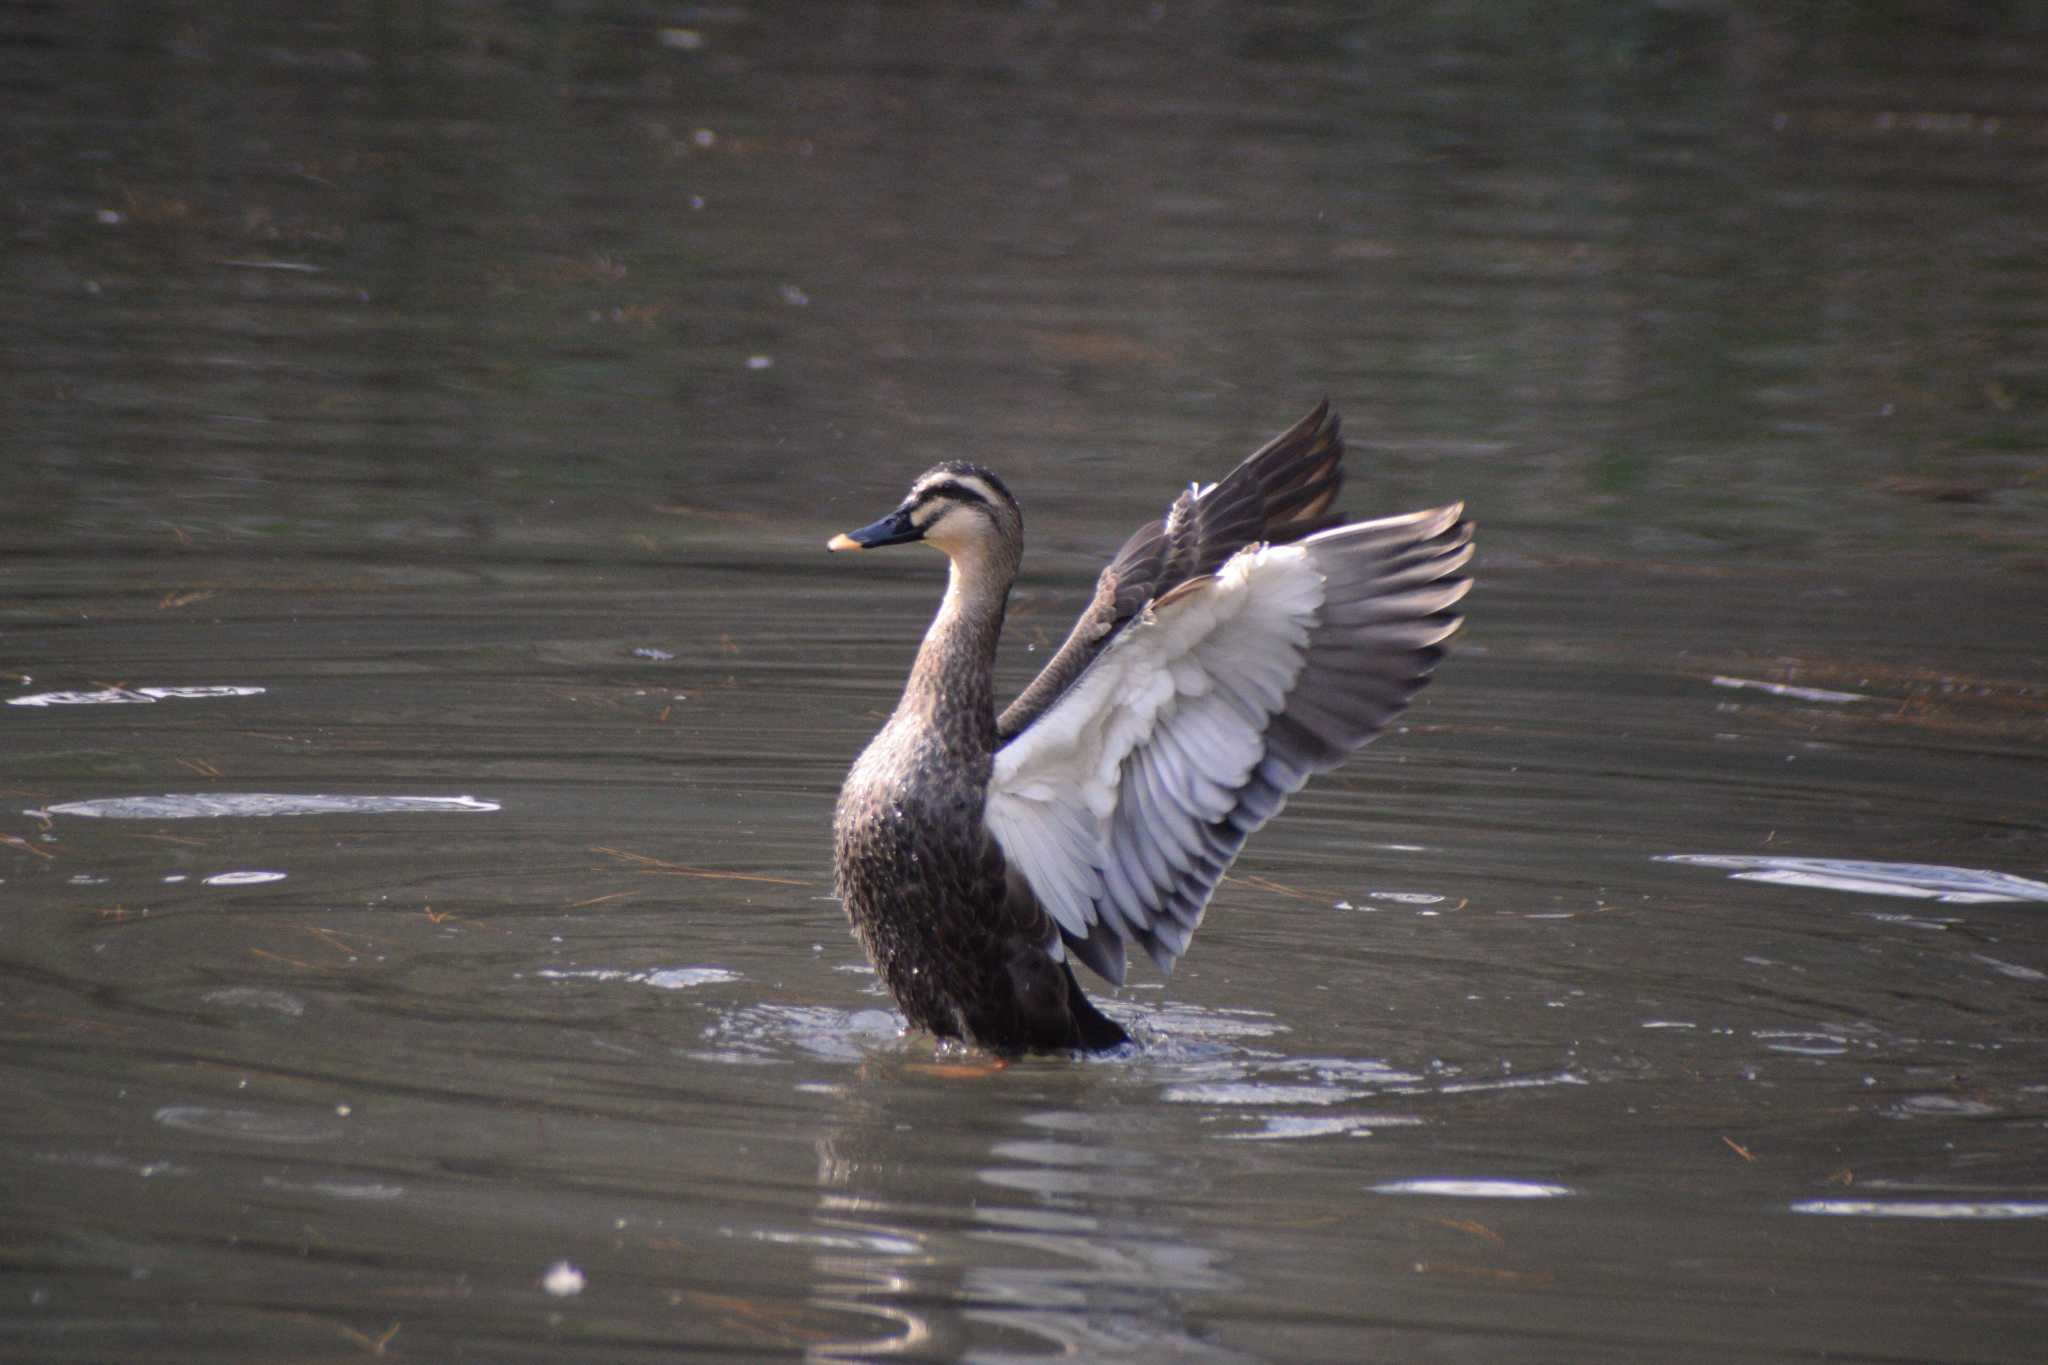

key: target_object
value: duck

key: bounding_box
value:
[827,400,1472,1055]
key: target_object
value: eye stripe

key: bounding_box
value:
[903,462,1016,519]
[917,479,994,509]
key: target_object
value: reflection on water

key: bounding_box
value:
[808,1076,1250,1363]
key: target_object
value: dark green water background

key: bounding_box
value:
[4,4,2046,1360]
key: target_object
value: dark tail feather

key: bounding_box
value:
[1064,963,1131,1051]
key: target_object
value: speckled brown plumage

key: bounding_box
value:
[831,469,1125,1051]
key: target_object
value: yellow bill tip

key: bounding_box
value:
[827,532,862,552]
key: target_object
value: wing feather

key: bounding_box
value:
[984,501,1472,986]
[996,400,1349,743]
[977,399,1472,989]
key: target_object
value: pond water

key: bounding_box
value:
[5,3,2047,1361]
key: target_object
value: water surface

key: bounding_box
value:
[4,3,2046,1361]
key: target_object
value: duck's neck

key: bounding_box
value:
[897,549,1012,759]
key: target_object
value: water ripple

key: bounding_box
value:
[203,870,289,886]
[1227,1114,1420,1141]
[535,965,740,990]
[153,1105,344,1143]
[1791,1199,2048,1220]
[1372,1179,1575,1199]
[8,685,266,708]
[1659,855,2048,904]
[38,793,500,819]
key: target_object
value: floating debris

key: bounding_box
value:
[592,845,807,886]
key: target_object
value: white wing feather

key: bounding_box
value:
[984,542,1325,976]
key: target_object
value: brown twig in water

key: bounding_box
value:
[591,845,809,887]
[0,834,56,860]
[303,926,370,957]
[1221,872,1335,904]
[1432,1217,1506,1246]
[674,1291,836,1348]
[250,948,324,971]
[10,1009,130,1035]
[327,1318,402,1356]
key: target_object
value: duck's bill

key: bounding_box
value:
[827,506,923,552]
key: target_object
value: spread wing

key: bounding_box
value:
[984,505,1473,985]
[996,399,1345,745]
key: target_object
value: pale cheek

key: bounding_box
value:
[921,517,971,552]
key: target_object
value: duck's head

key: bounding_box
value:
[828,462,1021,561]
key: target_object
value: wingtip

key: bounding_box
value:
[1424,502,1472,542]
[1304,395,1338,445]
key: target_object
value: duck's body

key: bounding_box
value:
[830,402,1471,1055]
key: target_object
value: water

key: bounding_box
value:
[5,3,2047,1360]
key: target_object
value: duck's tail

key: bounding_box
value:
[1064,963,1131,1051]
